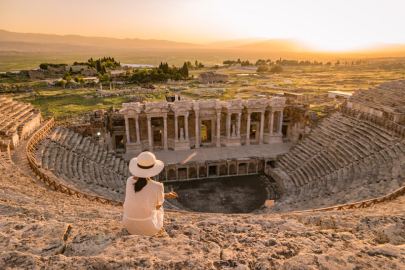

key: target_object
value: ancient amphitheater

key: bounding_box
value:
[1,81,405,269]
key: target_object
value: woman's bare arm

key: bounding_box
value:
[156,192,178,210]
[164,191,178,199]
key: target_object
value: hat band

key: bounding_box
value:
[137,163,155,169]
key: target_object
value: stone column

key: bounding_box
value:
[165,168,168,181]
[195,111,200,148]
[147,117,153,150]
[216,112,221,147]
[237,113,241,137]
[246,112,251,145]
[278,110,284,134]
[227,160,230,175]
[259,111,265,144]
[135,116,140,143]
[163,116,168,150]
[174,115,178,142]
[269,111,274,135]
[226,113,231,139]
[185,114,189,140]
[196,164,199,178]
[124,116,130,144]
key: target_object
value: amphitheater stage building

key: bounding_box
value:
[123,141,292,164]
[123,141,293,182]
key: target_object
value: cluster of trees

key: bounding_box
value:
[273,59,324,66]
[181,60,205,69]
[85,57,120,75]
[125,62,189,83]
[39,63,68,70]
[55,75,87,88]
[94,62,192,84]
[256,64,284,73]
[223,59,253,66]
[39,56,120,75]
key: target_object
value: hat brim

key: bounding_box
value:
[129,158,164,178]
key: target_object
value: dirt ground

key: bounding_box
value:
[164,175,269,214]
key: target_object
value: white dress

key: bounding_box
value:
[123,177,165,236]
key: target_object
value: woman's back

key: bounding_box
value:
[123,177,164,220]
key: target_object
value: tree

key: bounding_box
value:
[39,63,48,70]
[181,62,189,78]
[195,60,199,68]
[326,62,332,66]
[335,60,340,66]
[63,74,72,82]
[270,64,283,73]
[98,74,110,83]
[257,65,268,73]
[96,61,102,72]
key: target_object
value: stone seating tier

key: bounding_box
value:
[273,111,405,212]
[38,127,130,201]
[0,98,41,149]
[2,145,405,269]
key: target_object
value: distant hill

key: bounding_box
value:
[0,29,204,52]
[233,38,316,52]
[205,37,267,48]
[0,29,405,63]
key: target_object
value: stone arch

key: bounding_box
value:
[229,164,236,175]
[158,170,166,181]
[189,167,197,178]
[168,169,176,180]
[258,161,264,172]
[199,166,206,178]
[238,163,247,174]
[178,168,187,180]
[219,164,227,176]
[249,162,256,173]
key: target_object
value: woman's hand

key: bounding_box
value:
[164,191,178,199]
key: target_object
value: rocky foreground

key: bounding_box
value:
[1,156,405,269]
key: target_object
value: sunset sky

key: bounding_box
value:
[1,0,404,51]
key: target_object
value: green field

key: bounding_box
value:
[2,57,405,119]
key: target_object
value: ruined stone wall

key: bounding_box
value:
[28,70,49,80]
[197,72,229,84]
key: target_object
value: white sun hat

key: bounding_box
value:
[128,151,164,178]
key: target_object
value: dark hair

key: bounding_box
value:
[133,177,147,193]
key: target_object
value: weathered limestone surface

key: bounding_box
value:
[1,152,405,269]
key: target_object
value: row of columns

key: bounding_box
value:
[125,110,284,149]
[174,115,190,142]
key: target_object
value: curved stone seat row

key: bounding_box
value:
[3,145,405,269]
[0,97,41,149]
[273,112,405,212]
[37,126,130,201]
[348,80,405,111]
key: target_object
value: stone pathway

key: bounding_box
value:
[123,142,293,164]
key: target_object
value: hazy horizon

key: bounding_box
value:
[2,0,405,51]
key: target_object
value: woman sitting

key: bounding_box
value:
[123,151,178,236]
